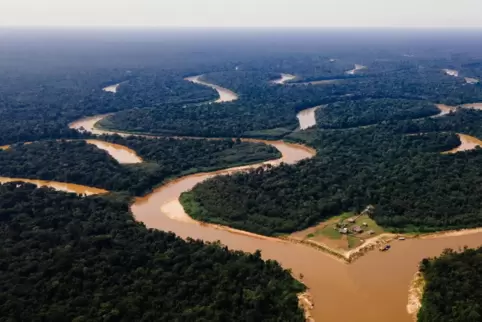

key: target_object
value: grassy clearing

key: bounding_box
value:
[358,214,384,235]
[347,235,362,249]
[317,226,343,239]
[303,211,385,251]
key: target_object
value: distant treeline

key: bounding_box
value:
[0,137,279,195]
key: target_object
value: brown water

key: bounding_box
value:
[103,83,121,93]
[433,102,482,117]
[7,115,482,321]
[297,106,322,130]
[443,69,459,77]
[444,133,482,154]
[4,167,482,322]
[8,77,482,321]
[465,77,479,84]
[0,177,107,195]
[461,102,482,110]
[185,75,238,103]
[346,64,367,75]
[272,73,296,84]
[433,104,455,117]
[0,139,141,164]
[85,139,142,164]
[69,114,116,135]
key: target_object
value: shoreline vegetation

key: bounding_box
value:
[0,182,307,321]
[3,164,482,268]
[6,77,482,265]
[5,69,482,321]
[415,247,482,321]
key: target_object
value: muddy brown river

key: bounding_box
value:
[297,106,322,130]
[272,73,296,84]
[346,64,367,75]
[85,139,142,164]
[103,83,121,93]
[5,77,482,322]
[444,134,482,154]
[185,75,238,103]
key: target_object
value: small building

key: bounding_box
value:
[347,217,356,224]
[338,228,348,234]
[352,226,363,234]
[367,230,375,235]
[362,222,368,227]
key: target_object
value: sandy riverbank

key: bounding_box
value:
[406,272,425,320]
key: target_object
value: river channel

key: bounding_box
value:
[4,75,482,322]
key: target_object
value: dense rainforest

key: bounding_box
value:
[0,182,305,321]
[3,29,482,142]
[0,138,279,195]
[316,99,440,129]
[103,65,482,139]
[418,247,482,322]
[3,30,482,231]
[181,123,482,235]
[3,29,482,321]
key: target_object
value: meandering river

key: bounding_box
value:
[4,76,482,322]
[272,73,296,84]
[346,64,367,75]
[297,106,322,130]
[443,69,459,77]
[185,75,238,103]
[103,83,121,93]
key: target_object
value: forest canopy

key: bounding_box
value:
[0,138,279,196]
[0,182,305,321]
[418,247,482,322]
[316,99,440,129]
[181,122,482,235]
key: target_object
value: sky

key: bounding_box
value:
[0,0,481,28]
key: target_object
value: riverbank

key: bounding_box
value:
[407,272,425,320]
[0,139,143,164]
[298,292,315,322]
[346,64,367,75]
[0,177,108,195]
[442,133,482,154]
[272,73,296,84]
[185,75,238,103]
[6,73,482,322]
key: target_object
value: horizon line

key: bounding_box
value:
[1,25,482,29]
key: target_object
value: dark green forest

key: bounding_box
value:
[0,182,305,322]
[418,247,482,322]
[3,29,482,321]
[0,67,217,145]
[103,64,482,139]
[181,121,482,235]
[0,138,279,195]
[316,99,440,129]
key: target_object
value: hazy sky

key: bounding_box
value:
[1,0,481,28]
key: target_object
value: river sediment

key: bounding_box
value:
[185,75,238,103]
[272,73,296,84]
[103,83,121,93]
[5,76,482,322]
[346,64,367,75]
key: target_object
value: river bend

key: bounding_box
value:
[3,75,482,322]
